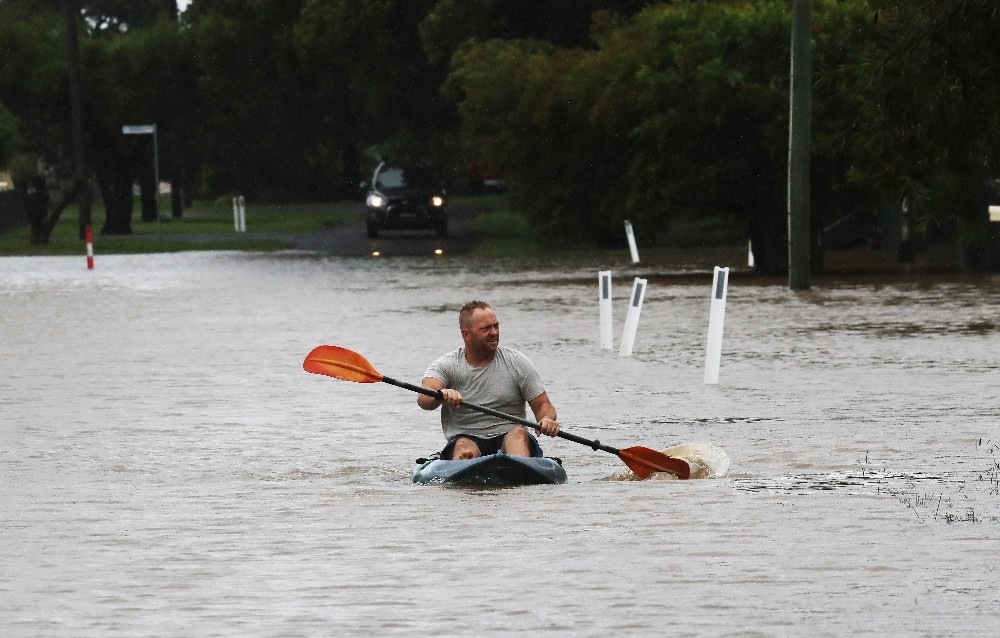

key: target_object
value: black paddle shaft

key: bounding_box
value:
[381,375,622,455]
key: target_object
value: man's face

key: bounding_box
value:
[463,307,500,356]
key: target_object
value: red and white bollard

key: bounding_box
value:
[85,224,94,270]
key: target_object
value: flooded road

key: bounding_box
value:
[2,250,999,636]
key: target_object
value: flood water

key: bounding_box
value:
[2,249,999,636]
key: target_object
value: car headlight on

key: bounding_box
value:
[366,193,387,208]
[431,195,444,208]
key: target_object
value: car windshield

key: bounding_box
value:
[375,166,440,190]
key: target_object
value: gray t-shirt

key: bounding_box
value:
[424,345,546,440]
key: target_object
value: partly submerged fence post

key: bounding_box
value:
[704,266,730,384]
[599,270,613,350]
[619,277,647,357]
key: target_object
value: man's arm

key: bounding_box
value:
[419,377,463,411]
[418,377,445,410]
[528,392,559,437]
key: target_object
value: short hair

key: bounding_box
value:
[459,300,491,329]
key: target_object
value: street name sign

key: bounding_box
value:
[122,124,156,135]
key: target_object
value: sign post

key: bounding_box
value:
[122,124,160,239]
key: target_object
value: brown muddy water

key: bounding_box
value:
[2,250,999,636]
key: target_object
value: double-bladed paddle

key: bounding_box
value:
[303,345,690,480]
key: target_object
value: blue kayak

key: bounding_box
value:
[412,452,567,486]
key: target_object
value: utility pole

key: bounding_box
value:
[787,0,812,290]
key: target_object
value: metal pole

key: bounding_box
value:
[787,0,812,290]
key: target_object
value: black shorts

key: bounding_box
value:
[441,431,543,460]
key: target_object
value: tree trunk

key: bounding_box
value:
[170,179,183,217]
[169,163,184,218]
[991,220,1000,272]
[24,176,49,245]
[810,196,825,275]
[897,198,915,264]
[20,174,84,244]
[957,205,995,272]
[137,145,158,222]
[749,207,789,276]
[93,138,134,236]
[65,0,92,240]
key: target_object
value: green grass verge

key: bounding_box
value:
[661,210,748,247]
[0,194,747,259]
[0,200,362,256]
[465,209,543,256]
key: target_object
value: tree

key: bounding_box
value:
[0,0,191,240]
[85,15,199,232]
[187,0,321,199]
[622,2,796,272]
[830,0,1000,269]
[294,0,457,179]
[0,101,19,166]
[443,3,792,255]
[66,0,93,240]
[0,3,81,243]
[444,0,877,272]
[420,0,654,64]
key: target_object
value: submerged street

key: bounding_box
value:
[2,250,999,636]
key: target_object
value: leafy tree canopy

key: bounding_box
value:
[830,0,1000,235]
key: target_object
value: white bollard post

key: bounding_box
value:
[704,266,730,385]
[618,277,647,357]
[747,239,755,268]
[599,270,613,350]
[624,220,640,263]
[238,195,246,232]
[232,197,240,231]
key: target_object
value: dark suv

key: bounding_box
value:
[363,163,448,239]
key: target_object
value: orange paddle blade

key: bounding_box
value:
[619,446,691,480]
[303,345,384,383]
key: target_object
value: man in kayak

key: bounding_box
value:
[418,300,560,460]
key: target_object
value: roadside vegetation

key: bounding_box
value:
[1,1,998,271]
[0,192,754,258]
[0,200,360,256]
[0,194,551,257]
[465,210,539,256]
